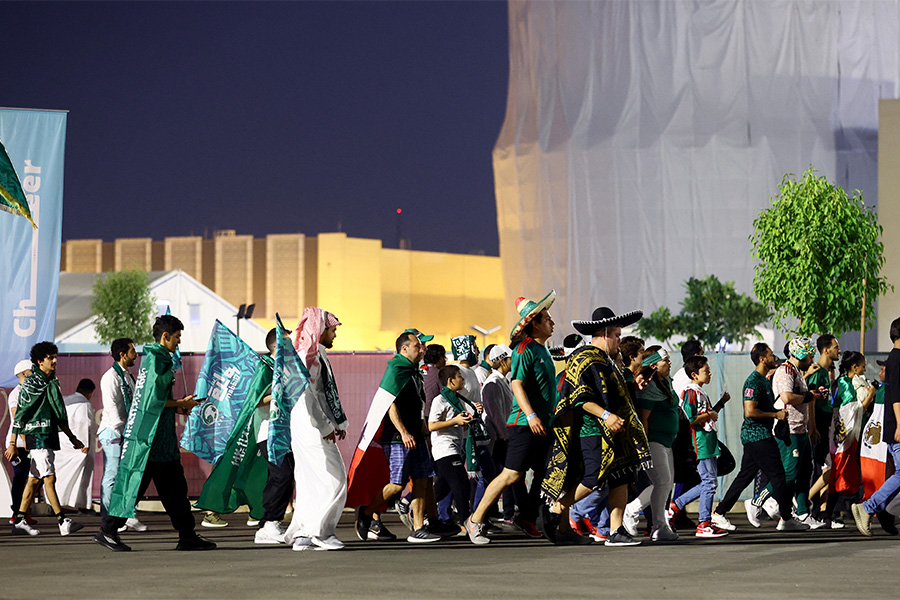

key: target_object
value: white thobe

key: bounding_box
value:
[55,393,97,509]
[285,346,348,540]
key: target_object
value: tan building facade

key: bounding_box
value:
[61,231,508,351]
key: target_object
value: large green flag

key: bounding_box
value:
[0,139,35,229]
[108,343,174,519]
[195,355,274,517]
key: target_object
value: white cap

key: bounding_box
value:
[14,359,32,376]
[489,344,512,362]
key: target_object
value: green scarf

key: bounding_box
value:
[108,343,175,519]
[11,366,67,438]
[379,353,421,396]
[112,361,134,411]
[439,386,490,474]
[320,352,347,427]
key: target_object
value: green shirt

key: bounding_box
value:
[148,352,179,462]
[636,376,679,447]
[681,384,720,459]
[508,337,557,425]
[806,367,833,413]
[741,370,776,444]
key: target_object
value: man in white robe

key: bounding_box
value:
[56,379,97,511]
[285,308,349,551]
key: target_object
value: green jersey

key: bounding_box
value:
[636,376,679,447]
[681,384,720,459]
[508,337,556,425]
[741,370,776,444]
[806,367,832,413]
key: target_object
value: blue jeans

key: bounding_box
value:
[675,458,718,523]
[863,442,900,514]
[99,428,122,518]
[571,488,610,536]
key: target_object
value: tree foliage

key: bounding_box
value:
[750,168,891,337]
[91,270,155,345]
[636,275,770,348]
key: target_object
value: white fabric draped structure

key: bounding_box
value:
[493,0,900,341]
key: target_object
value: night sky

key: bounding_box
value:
[4,1,509,255]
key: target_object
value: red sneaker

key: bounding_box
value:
[513,515,542,538]
[695,521,728,538]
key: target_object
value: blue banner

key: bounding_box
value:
[181,320,260,465]
[268,313,310,466]
[0,109,66,388]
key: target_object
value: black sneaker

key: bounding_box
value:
[538,504,561,544]
[94,530,132,552]
[367,519,397,541]
[407,527,441,543]
[175,534,217,551]
[876,511,899,536]
[429,519,462,537]
[555,527,594,546]
[355,508,373,541]
[604,530,641,547]
[671,509,696,531]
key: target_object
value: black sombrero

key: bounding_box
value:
[572,307,642,336]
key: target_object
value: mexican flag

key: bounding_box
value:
[195,355,273,518]
[181,320,261,465]
[267,314,310,466]
[346,353,420,508]
[829,379,866,494]
[860,385,888,500]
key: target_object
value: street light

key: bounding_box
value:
[471,324,501,348]
[236,303,255,338]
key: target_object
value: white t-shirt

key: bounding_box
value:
[7,385,24,448]
[428,393,466,462]
[458,365,482,406]
[672,367,690,402]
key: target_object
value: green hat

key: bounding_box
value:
[510,290,556,341]
[404,328,434,343]
[451,335,478,363]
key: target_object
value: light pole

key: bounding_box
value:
[471,324,501,348]
[235,303,255,338]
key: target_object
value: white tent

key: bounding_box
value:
[493,1,900,348]
[55,270,267,353]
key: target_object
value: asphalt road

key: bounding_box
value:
[3,510,900,599]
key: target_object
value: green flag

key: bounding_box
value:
[107,343,174,519]
[0,139,35,229]
[195,355,274,517]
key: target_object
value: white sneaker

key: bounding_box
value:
[622,508,639,537]
[118,517,148,532]
[744,500,761,528]
[255,521,287,545]
[711,513,736,532]
[59,518,84,536]
[291,536,312,551]
[311,535,344,551]
[777,516,810,531]
[762,497,779,520]
[829,519,846,529]
[798,513,826,530]
[13,519,39,536]
[246,518,260,527]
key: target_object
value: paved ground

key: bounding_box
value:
[3,510,900,599]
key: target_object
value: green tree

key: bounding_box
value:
[750,168,890,337]
[636,275,770,348]
[91,270,156,345]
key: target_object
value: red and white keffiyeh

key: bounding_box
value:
[293,307,341,370]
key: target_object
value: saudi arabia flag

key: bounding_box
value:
[267,314,310,466]
[346,353,420,508]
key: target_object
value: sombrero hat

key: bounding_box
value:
[549,333,586,361]
[572,306,642,336]
[510,290,556,341]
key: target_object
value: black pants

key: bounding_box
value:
[258,442,295,524]
[10,448,30,513]
[101,459,196,538]
[716,437,793,521]
[434,455,472,522]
